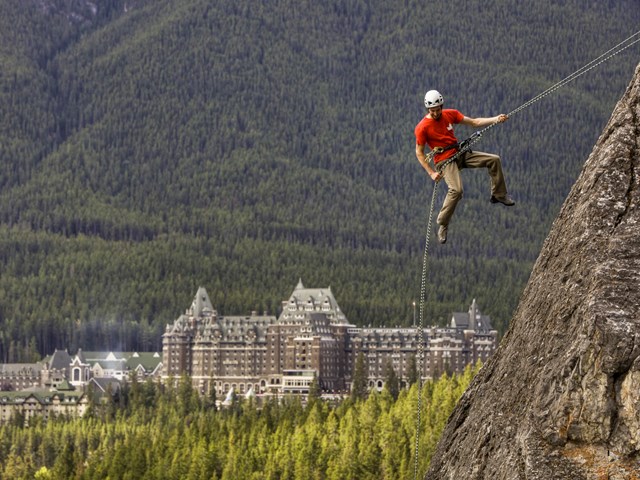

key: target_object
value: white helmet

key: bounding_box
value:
[424,90,444,109]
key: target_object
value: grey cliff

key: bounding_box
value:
[425,63,640,479]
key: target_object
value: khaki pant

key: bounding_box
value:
[436,150,508,227]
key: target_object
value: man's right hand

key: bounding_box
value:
[429,171,441,182]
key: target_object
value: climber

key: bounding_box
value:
[415,90,515,244]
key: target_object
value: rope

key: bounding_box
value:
[473,28,640,144]
[411,28,640,480]
[508,29,640,119]
[430,29,640,162]
[412,172,439,480]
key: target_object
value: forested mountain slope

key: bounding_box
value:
[0,0,638,357]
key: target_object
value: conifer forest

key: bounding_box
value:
[0,366,478,479]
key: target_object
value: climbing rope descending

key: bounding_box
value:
[411,28,640,480]
[412,171,439,480]
[411,141,469,480]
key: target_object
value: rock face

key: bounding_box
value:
[425,63,640,480]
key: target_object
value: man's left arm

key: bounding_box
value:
[460,114,508,128]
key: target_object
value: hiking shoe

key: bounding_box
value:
[437,225,448,244]
[490,195,515,206]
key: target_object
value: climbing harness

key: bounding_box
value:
[426,130,483,169]
[412,28,640,480]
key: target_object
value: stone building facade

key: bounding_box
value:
[0,364,41,391]
[163,281,498,397]
[0,350,163,424]
[0,388,89,425]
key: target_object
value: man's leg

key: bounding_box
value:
[436,162,463,244]
[462,151,510,200]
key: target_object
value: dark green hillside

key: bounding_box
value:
[0,0,639,358]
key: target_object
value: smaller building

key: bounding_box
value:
[0,388,89,425]
[0,350,162,423]
[0,363,42,391]
[39,350,163,388]
[424,299,497,378]
[281,370,316,395]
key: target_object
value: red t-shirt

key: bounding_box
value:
[414,109,465,163]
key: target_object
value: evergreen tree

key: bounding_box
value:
[206,380,218,410]
[406,354,419,387]
[34,466,53,480]
[351,352,368,402]
[1,450,33,480]
[308,371,321,404]
[177,374,200,417]
[51,442,75,480]
[383,360,400,401]
[10,411,25,428]
[104,383,118,420]
[83,383,98,420]
[127,371,142,413]
[358,393,383,478]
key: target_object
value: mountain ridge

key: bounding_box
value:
[0,0,639,357]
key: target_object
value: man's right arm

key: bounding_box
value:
[416,143,441,181]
